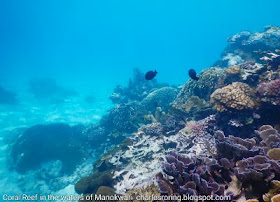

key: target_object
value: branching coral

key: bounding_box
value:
[257,79,280,105]
[210,82,257,112]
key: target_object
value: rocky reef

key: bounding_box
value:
[10,123,88,174]
[73,26,280,201]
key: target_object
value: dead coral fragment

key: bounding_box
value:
[210,82,256,112]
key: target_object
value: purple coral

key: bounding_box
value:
[257,79,280,105]
[235,155,280,182]
[156,152,234,198]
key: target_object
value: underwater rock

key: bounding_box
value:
[10,123,87,174]
[141,86,178,113]
[0,85,17,105]
[210,82,257,112]
[75,172,114,195]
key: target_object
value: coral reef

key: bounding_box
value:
[100,102,145,134]
[109,68,168,104]
[120,184,160,202]
[257,79,280,106]
[216,26,280,67]
[172,67,225,110]
[75,27,280,202]
[210,82,257,112]
[156,152,238,199]
[263,180,280,202]
[141,86,178,113]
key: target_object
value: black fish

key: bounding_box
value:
[188,69,199,81]
[145,70,157,80]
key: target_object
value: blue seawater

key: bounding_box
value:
[0,0,280,199]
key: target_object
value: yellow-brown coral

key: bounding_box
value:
[210,82,256,112]
[272,194,280,202]
[263,180,280,202]
[267,148,280,160]
[246,199,259,202]
[226,66,241,75]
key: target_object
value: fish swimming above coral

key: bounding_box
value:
[145,70,157,80]
[188,69,199,80]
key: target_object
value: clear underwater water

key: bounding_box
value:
[0,0,280,199]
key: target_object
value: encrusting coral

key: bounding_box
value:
[210,82,256,112]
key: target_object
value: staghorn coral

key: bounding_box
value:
[210,82,256,112]
[257,79,280,106]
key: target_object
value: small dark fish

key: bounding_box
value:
[145,70,157,80]
[188,69,199,81]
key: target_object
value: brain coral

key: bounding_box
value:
[210,82,256,112]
